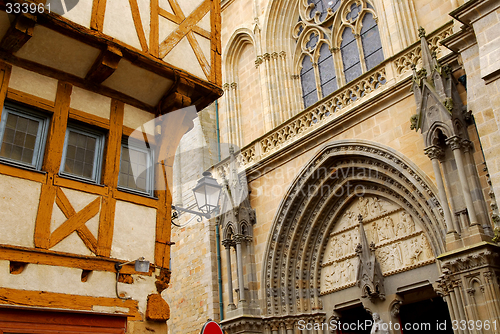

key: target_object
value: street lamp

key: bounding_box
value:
[172,171,222,225]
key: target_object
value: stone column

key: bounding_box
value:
[280,51,293,120]
[222,239,236,309]
[447,137,479,226]
[453,280,470,334]
[234,234,246,302]
[425,146,456,234]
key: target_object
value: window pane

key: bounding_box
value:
[318,44,337,97]
[0,113,40,166]
[361,14,384,71]
[341,28,362,83]
[301,55,318,108]
[119,145,150,193]
[63,130,98,180]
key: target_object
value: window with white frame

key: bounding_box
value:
[294,0,384,108]
[118,139,154,196]
[0,102,49,170]
[60,125,104,183]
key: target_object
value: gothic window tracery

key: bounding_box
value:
[294,0,384,108]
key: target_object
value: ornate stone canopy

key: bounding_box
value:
[261,140,446,317]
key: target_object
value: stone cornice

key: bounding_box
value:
[449,0,500,26]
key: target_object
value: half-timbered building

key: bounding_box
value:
[0,0,221,332]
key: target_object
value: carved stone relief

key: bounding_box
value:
[321,196,435,294]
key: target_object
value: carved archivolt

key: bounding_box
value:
[261,140,445,316]
[321,196,435,295]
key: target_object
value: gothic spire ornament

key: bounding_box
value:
[356,215,385,301]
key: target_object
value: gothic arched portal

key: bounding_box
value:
[261,140,447,321]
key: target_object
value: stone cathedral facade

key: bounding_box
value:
[167,0,500,333]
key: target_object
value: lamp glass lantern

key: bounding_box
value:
[193,171,222,215]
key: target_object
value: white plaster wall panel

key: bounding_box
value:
[198,11,212,33]
[61,187,100,212]
[0,175,40,247]
[50,203,66,233]
[194,33,211,65]
[159,0,174,14]
[0,260,156,315]
[59,0,93,29]
[137,0,151,48]
[163,36,207,80]
[103,0,142,50]
[0,11,11,41]
[102,60,173,106]
[8,66,58,102]
[51,231,93,256]
[123,104,155,135]
[70,86,112,120]
[15,26,100,78]
[111,200,156,263]
[178,0,204,18]
[159,16,178,46]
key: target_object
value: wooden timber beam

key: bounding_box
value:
[85,46,123,84]
[0,244,153,276]
[0,287,140,320]
[0,13,36,53]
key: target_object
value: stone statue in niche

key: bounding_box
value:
[370,313,390,334]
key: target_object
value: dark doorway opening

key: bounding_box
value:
[337,305,372,334]
[399,296,454,333]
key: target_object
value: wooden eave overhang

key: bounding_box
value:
[0,2,223,113]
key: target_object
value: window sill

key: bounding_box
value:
[54,175,107,196]
[0,160,47,183]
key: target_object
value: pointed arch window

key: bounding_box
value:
[294,0,384,108]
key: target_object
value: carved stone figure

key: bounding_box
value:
[370,313,390,334]
[371,222,379,244]
[389,243,403,269]
[345,258,355,283]
[340,233,349,257]
[328,236,337,261]
[395,216,407,237]
[325,267,337,288]
[421,234,433,259]
[410,238,423,264]
[369,197,386,217]
[401,211,415,233]
[358,196,369,217]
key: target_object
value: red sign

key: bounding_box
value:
[200,320,223,334]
